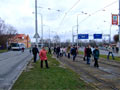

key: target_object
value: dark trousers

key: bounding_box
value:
[83,56,87,61]
[41,60,49,68]
[48,51,51,54]
[87,57,91,64]
[107,52,115,60]
[57,52,60,58]
[94,58,99,67]
[73,54,76,61]
[33,54,37,63]
[68,53,70,59]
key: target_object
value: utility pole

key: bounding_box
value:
[77,15,79,47]
[109,24,112,43]
[35,0,38,45]
[41,14,43,47]
[72,28,74,45]
[49,27,50,47]
[34,0,40,47]
[72,25,77,45]
[119,0,120,56]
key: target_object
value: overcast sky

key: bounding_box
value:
[0,0,119,42]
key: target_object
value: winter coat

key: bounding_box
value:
[86,48,92,57]
[39,49,47,60]
[84,48,87,56]
[66,47,71,53]
[56,47,60,53]
[93,49,99,59]
[32,47,39,55]
[71,47,77,55]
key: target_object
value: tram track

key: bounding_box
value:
[77,55,120,76]
[55,55,120,90]
[77,55,120,68]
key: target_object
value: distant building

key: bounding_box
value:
[8,34,31,48]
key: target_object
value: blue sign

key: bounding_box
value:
[78,34,89,39]
[94,34,102,39]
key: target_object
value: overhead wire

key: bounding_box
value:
[38,6,61,12]
[90,0,118,16]
[59,0,81,26]
[78,0,118,25]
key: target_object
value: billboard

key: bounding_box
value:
[112,14,118,25]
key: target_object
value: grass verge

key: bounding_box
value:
[79,51,120,61]
[12,54,94,90]
[0,49,8,53]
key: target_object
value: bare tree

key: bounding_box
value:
[0,18,17,49]
[53,35,60,46]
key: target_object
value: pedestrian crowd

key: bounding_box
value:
[53,44,100,68]
[53,45,78,61]
[31,44,116,69]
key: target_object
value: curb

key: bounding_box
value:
[8,55,32,90]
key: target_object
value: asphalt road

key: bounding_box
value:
[0,50,33,90]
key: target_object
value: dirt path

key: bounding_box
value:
[54,55,120,90]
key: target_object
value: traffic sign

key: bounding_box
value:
[94,34,102,39]
[33,33,40,38]
[78,34,89,39]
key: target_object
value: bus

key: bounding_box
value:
[10,43,25,50]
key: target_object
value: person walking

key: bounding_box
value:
[93,46,100,68]
[66,45,71,59]
[32,45,39,63]
[53,46,56,54]
[86,45,92,64]
[48,47,51,54]
[107,45,115,60]
[56,46,60,58]
[63,47,66,57]
[83,46,87,61]
[39,46,49,68]
[71,45,77,61]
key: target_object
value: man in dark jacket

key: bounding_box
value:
[32,45,39,63]
[71,45,77,61]
[83,46,87,61]
[93,46,100,68]
[48,47,51,54]
[86,45,92,64]
[56,46,60,58]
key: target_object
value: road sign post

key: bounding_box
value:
[78,34,89,39]
[93,34,102,39]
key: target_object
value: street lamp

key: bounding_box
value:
[72,25,77,45]
[34,0,40,47]
[43,25,51,47]
[76,12,88,47]
[32,11,43,47]
[104,20,112,43]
